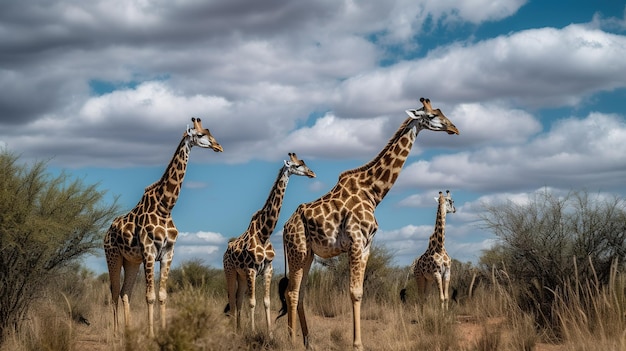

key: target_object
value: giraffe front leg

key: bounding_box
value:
[433,271,445,310]
[159,257,175,331]
[349,249,369,351]
[443,267,450,311]
[263,263,273,337]
[144,259,157,337]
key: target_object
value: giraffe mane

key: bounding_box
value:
[143,137,187,193]
[338,117,413,178]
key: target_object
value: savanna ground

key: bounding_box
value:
[2,258,624,351]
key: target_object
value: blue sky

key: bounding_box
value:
[1,0,625,275]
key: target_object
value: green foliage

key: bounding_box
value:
[312,243,403,303]
[0,149,119,343]
[478,188,626,333]
[166,259,226,296]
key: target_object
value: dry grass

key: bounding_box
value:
[2,263,625,351]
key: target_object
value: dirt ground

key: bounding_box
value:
[74,313,566,351]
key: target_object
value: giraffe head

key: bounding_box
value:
[284,152,316,178]
[436,190,456,214]
[186,117,224,152]
[405,97,459,135]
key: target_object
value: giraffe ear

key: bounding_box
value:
[434,197,439,202]
[405,109,426,119]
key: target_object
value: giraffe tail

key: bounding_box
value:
[275,276,289,321]
[276,227,290,322]
[400,261,415,304]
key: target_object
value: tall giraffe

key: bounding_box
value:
[103,118,223,337]
[223,153,316,335]
[278,98,459,350]
[401,190,456,310]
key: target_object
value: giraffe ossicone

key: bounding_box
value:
[223,152,315,336]
[104,117,222,338]
[278,98,459,351]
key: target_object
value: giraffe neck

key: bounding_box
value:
[427,199,447,253]
[248,165,290,243]
[145,137,191,214]
[340,117,419,205]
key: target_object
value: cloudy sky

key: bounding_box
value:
[2,0,625,274]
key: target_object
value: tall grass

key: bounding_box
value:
[552,260,626,350]
[2,259,626,351]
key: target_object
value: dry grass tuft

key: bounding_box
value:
[3,260,626,351]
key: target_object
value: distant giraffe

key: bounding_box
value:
[277,98,459,350]
[104,118,222,337]
[401,190,456,310]
[223,153,316,335]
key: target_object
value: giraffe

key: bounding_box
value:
[401,190,456,311]
[103,118,222,337]
[278,98,459,350]
[223,153,316,335]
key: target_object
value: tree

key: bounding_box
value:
[0,149,119,342]
[315,243,397,302]
[479,188,626,326]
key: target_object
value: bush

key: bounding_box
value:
[0,149,119,343]
[479,188,626,332]
[310,243,404,305]
[167,259,225,296]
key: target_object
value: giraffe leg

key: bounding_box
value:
[415,274,427,313]
[285,251,313,347]
[245,268,257,332]
[235,273,247,330]
[120,261,140,332]
[158,257,174,330]
[143,258,157,337]
[286,266,303,344]
[434,271,445,310]
[105,249,123,335]
[443,267,450,311]
[349,248,370,351]
[225,266,237,319]
[296,254,314,348]
[263,263,273,337]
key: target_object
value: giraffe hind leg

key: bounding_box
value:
[120,261,140,332]
[296,253,314,348]
[236,274,247,330]
[225,267,237,317]
[105,249,123,335]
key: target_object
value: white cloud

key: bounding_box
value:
[336,24,626,109]
[282,113,392,159]
[397,111,626,192]
[80,81,232,126]
[178,231,228,245]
